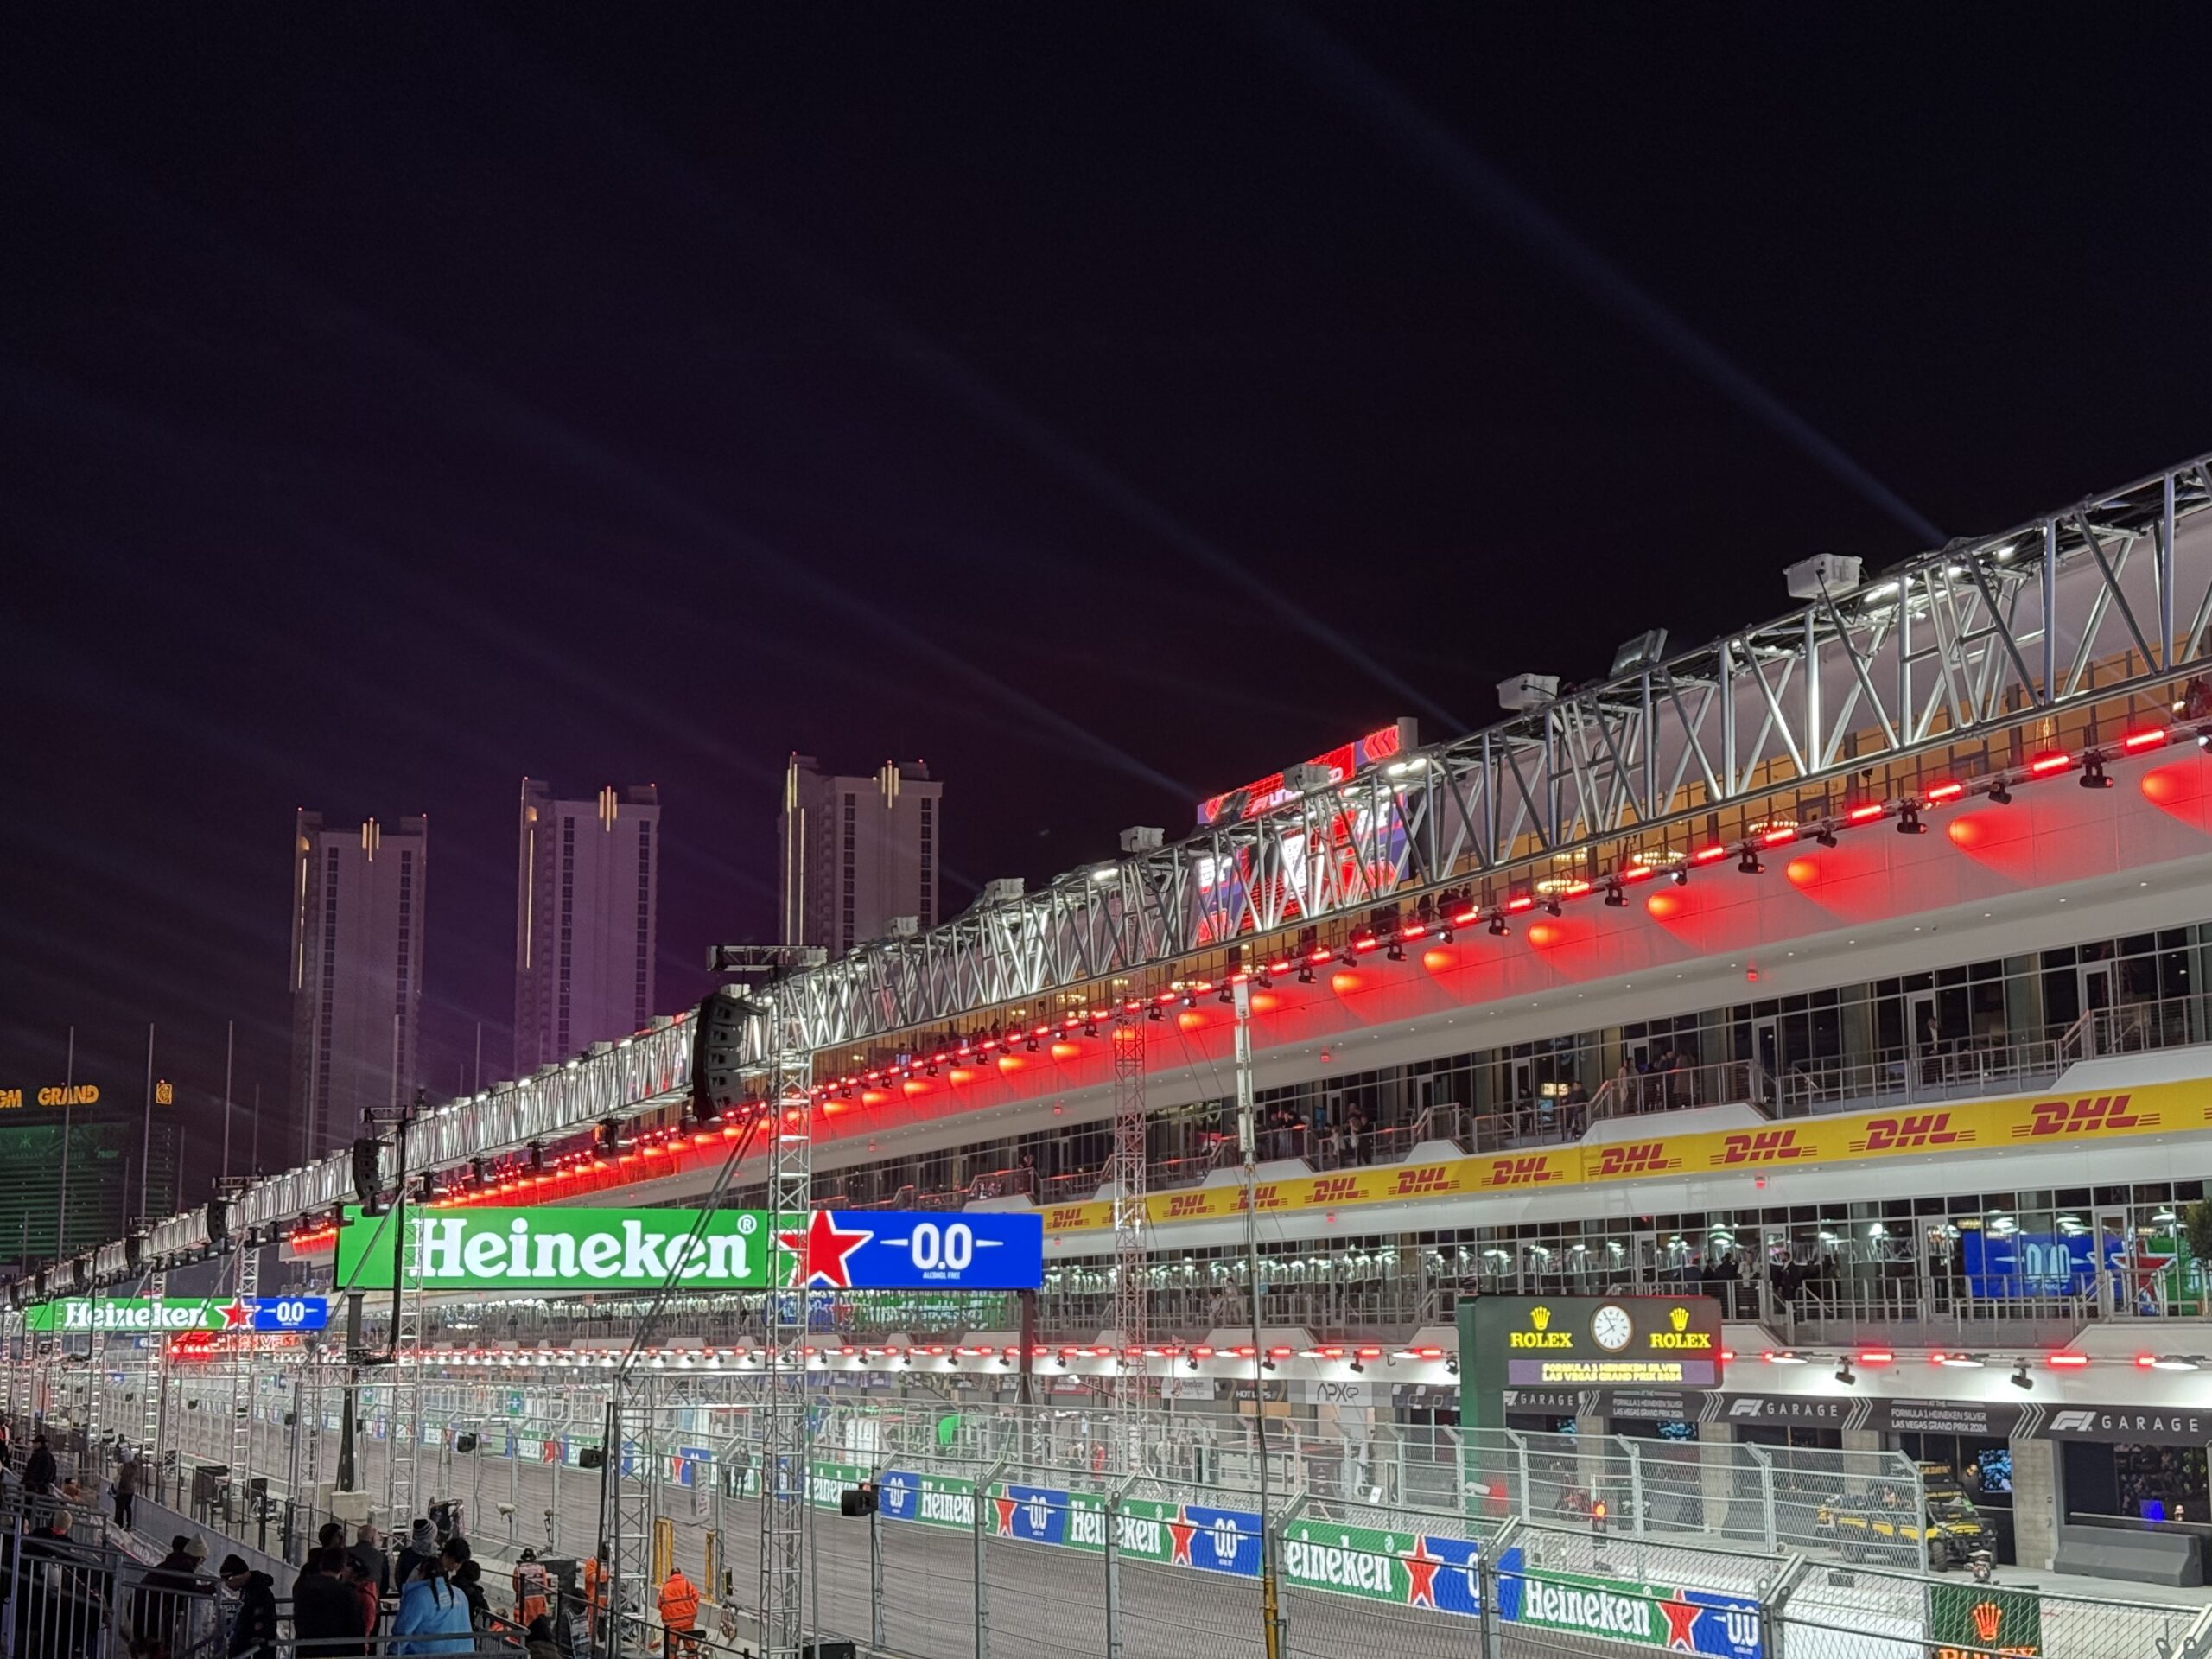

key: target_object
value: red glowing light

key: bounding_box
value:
[1693,844,1727,862]
[2122,728,2169,750]
[1618,865,1655,884]
[1760,827,1797,845]
[1847,804,1886,822]
[2029,751,2072,774]
[1923,781,1963,803]
[2046,1352,2089,1368]
[1504,895,1534,912]
[1856,1350,1894,1366]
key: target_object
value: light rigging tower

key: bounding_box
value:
[1110,1014,1151,1414]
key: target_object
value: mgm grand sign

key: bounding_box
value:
[1460,1295,1726,1431]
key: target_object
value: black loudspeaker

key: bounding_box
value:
[454,1433,479,1454]
[690,988,758,1122]
[351,1137,383,1211]
[838,1486,877,1517]
[578,1446,606,1470]
[207,1197,230,1248]
[804,1643,857,1659]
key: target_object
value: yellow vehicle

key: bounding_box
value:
[1817,1467,1989,1571]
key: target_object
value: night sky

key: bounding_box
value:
[3,9,2208,1198]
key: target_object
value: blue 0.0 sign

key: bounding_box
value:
[779,1211,1043,1292]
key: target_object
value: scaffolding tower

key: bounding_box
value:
[229,1243,259,1515]
[140,1271,166,1458]
[1110,1018,1149,1410]
[759,1075,814,1659]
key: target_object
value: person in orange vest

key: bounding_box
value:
[512,1548,550,1626]
[657,1567,700,1659]
[580,1545,608,1641]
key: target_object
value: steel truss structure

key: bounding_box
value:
[30,451,2212,1294]
[1109,1021,1149,1407]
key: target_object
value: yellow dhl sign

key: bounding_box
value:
[1037,1082,2208,1237]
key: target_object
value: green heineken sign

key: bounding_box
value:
[25,1296,328,1334]
[337,1206,771,1293]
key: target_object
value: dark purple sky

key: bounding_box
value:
[3,8,2208,1197]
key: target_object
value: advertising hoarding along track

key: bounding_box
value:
[334,1205,1043,1294]
[25,1296,328,1333]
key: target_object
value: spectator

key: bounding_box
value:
[391,1556,472,1657]
[340,1553,380,1643]
[114,1444,141,1530]
[525,1617,560,1659]
[25,1435,56,1494]
[451,1560,488,1631]
[293,1546,365,1658]
[394,1519,439,1588]
[219,1555,279,1659]
[346,1523,389,1603]
[131,1535,207,1659]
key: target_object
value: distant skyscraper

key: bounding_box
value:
[514,781,662,1074]
[289,811,428,1158]
[779,757,941,957]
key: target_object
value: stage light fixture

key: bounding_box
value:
[1737,851,1764,875]
[1487,917,1508,938]
[1296,965,1314,984]
[2081,756,2112,789]
[1541,897,1562,918]
[1602,881,1624,908]
[1670,868,1689,887]
[1897,805,1925,835]
[1815,827,1838,848]
[2010,1361,2033,1390]
[1988,779,2013,804]
[1834,1360,1856,1385]
[1385,942,1405,962]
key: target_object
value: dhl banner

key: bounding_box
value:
[1038,1083,2208,1238]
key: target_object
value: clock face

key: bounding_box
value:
[1591,1304,1635,1352]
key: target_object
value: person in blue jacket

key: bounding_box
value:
[391,1558,474,1656]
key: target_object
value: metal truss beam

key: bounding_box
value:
[37,452,2212,1290]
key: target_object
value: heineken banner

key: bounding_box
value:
[27,1296,329,1334]
[1497,1561,1760,1659]
[336,1205,1042,1294]
[842,1468,1758,1653]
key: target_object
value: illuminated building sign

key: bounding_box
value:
[1191,721,1420,943]
[1194,721,1416,827]
[0,1084,102,1110]
[336,1205,1044,1294]
[1459,1296,1725,1432]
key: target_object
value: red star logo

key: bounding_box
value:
[993,1496,1019,1537]
[1659,1592,1701,1649]
[1403,1538,1440,1609]
[219,1300,249,1329]
[778,1211,872,1289]
[1167,1506,1197,1566]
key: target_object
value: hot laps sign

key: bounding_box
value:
[335,1205,1042,1294]
[26,1297,328,1333]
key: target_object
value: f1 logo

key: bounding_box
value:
[2050,1410,2101,1433]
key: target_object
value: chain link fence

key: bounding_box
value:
[34,1376,2212,1659]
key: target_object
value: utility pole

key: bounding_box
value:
[57,1027,75,1255]
[220,1020,235,1181]
[139,1024,156,1220]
